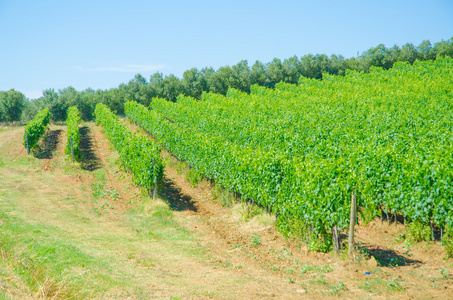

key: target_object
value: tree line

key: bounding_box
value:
[1,37,452,124]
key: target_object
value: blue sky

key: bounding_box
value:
[1,0,452,99]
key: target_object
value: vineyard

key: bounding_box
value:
[3,56,453,298]
[127,57,453,250]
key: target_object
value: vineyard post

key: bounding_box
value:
[153,158,157,200]
[441,227,443,246]
[430,220,435,242]
[26,134,29,155]
[332,225,340,254]
[70,137,74,163]
[348,193,357,257]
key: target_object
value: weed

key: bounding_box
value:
[406,221,431,242]
[325,281,348,296]
[212,185,235,208]
[299,264,314,274]
[90,182,105,199]
[442,226,453,258]
[176,162,187,175]
[221,261,234,268]
[309,275,328,285]
[186,168,202,188]
[93,169,107,182]
[440,268,450,279]
[250,234,261,247]
[239,202,263,222]
[359,276,405,294]
[100,200,114,211]
[109,189,119,201]
[299,263,334,276]
[321,264,334,273]
[230,244,243,250]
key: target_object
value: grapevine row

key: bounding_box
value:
[65,106,81,161]
[125,101,352,245]
[140,58,453,248]
[94,103,164,190]
[149,58,453,228]
[23,108,51,151]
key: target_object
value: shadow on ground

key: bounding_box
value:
[79,126,101,171]
[364,244,422,267]
[160,177,198,212]
[33,129,62,159]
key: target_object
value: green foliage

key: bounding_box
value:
[442,227,453,258]
[0,89,26,123]
[186,168,202,188]
[250,234,261,247]
[307,235,333,253]
[406,221,431,243]
[211,185,235,208]
[240,202,263,222]
[94,103,164,191]
[127,57,453,251]
[65,106,81,161]
[23,108,51,150]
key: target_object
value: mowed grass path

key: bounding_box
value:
[0,125,275,299]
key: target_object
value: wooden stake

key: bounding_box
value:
[395,212,397,227]
[441,227,443,246]
[348,194,357,257]
[430,220,435,241]
[70,136,74,163]
[153,158,157,200]
[26,134,29,155]
[332,225,340,254]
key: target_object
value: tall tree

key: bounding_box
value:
[416,40,434,61]
[250,61,267,86]
[0,89,26,123]
[399,43,418,64]
[282,56,301,83]
[231,60,251,92]
[182,68,205,99]
[267,58,285,87]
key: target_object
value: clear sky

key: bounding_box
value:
[1,0,452,99]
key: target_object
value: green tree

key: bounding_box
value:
[0,89,26,123]
[161,75,183,101]
[267,58,285,86]
[417,40,434,61]
[182,68,205,99]
[282,55,300,83]
[300,54,321,79]
[231,60,251,92]
[250,61,267,86]
[399,43,418,64]
[209,66,233,95]
[433,37,453,57]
